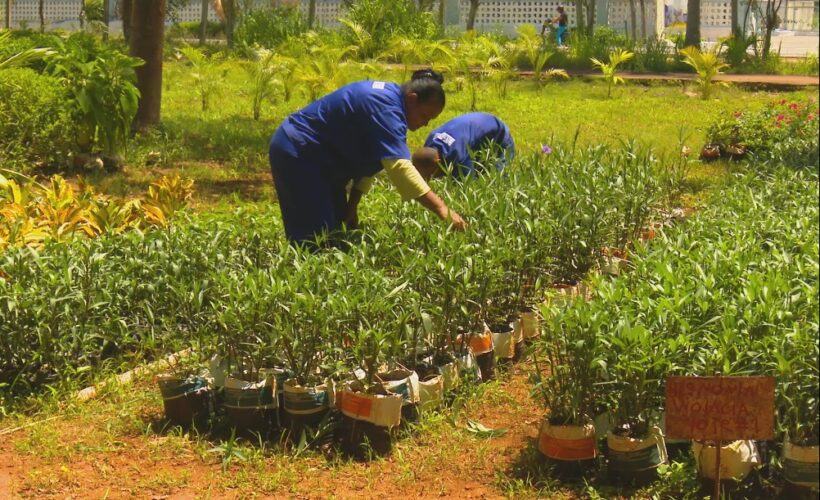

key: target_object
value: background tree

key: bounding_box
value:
[575,0,586,35]
[129,0,166,129]
[628,0,637,39]
[121,0,132,42]
[467,0,479,31]
[307,0,316,28]
[199,0,208,45]
[685,0,701,47]
[222,0,237,46]
[38,0,44,32]
[4,0,10,29]
[760,0,784,57]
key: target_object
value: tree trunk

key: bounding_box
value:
[762,0,783,57]
[199,0,208,45]
[628,0,637,38]
[103,0,110,40]
[575,0,586,36]
[438,0,445,29]
[223,0,237,46]
[308,0,316,28]
[639,0,647,38]
[38,0,44,32]
[122,0,133,43]
[4,0,10,30]
[684,0,701,47]
[129,0,166,130]
[586,0,596,37]
[467,0,479,31]
[731,0,740,36]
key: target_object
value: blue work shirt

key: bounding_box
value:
[424,112,515,178]
[279,80,411,185]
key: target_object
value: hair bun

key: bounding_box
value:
[411,68,444,85]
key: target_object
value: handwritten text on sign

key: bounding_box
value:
[665,376,775,441]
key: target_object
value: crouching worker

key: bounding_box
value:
[268,69,466,245]
[412,112,515,181]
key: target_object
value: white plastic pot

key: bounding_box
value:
[538,419,598,461]
[606,426,668,474]
[488,322,515,361]
[282,378,330,416]
[338,384,403,428]
[438,359,459,392]
[783,436,820,489]
[418,375,444,410]
[693,440,760,481]
[379,369,420,405]
[520,310,540,340]
[223,375,277,410]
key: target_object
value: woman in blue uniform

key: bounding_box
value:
[268,69,466,244]
[412,112,514,180]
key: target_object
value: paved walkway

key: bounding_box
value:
[560,70,820,86]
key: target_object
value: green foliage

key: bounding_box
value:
[340,0,437,59]
[83,0,105,22]
[705,98,820,168]
[46,33,142,156]
[233,6,307,50]
[177,45,223,112]
[0,68,78,171]
[679,45,730,100]
[0,30,55,70]
[590,48,634,98]
[720,34,757,67]
[167,20,225,39]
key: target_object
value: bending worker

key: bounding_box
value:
[412,112,515,181]
[268,69,466,243]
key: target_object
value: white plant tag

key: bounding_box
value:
[434,132,456,146]
[372,81,386,90]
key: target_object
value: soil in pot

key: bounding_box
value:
[538,417,598,480]
[337,413,393,461]
[223,375,278,436]
[283,379,331,441]
[157,375,212,429]
[489,322,515,367]
[336,383,402,460]
[606,426,668,487]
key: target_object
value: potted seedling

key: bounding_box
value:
[775,330,819,495]
[601,323,669,487]
[530,303,604,479]
[156,350,212,429]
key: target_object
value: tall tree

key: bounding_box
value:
[585,0,596,37]
[121,0,133,43]
[466,0,479,30]
[761,0,784,57]
[684,0,701,47]
[129,0,166,129]
[575,0,586,36]
[199,0,208,45]
[103,0,110,40]
[38,0,44,32]
[731,0,740,35]
[639,0,647,37]
[222,0,237,46]
[628,0,637,38]
[308,0,316,28]
[4,0,10,30]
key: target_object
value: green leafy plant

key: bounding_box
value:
[590,49,634,98]
[679,46,730,100]
[178,46,223,113]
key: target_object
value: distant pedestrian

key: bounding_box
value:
[552,6,569,47]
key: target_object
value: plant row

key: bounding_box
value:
[0,142,681,411]
[530,166,819,491]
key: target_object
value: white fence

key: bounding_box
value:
[2,0,817,36]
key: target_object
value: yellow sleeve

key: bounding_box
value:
[381,158,431,202]
[353,176,375,194]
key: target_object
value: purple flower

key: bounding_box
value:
[541,144,553,154]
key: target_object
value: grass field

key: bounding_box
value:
[80,60,814,207]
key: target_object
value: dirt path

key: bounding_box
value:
[0,365,551,499]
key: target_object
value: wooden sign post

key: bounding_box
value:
[666,376,775,500]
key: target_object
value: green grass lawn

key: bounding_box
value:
[82,60,813,206]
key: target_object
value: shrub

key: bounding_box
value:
[341,0,437,59]
[167,21,225,40]
[706,98,820,168]
[83,0,105,22]
[0,68,78,172]
[234,7,307,50]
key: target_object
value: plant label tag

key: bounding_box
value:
[665,376,775,441]
[372,81,386,90]
[434,132,456,147]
